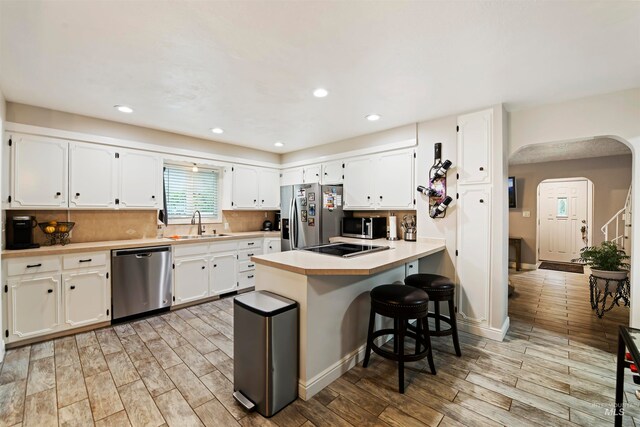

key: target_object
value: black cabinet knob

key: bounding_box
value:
[151,195,155,199]
[56,192,61,196]
[479,167,484,171]
[75,193,80,197]
[70,285,76,290]
[47,289,53,293]
[201,266,205,269]
[379,196,383,200]
[479,199,484,203]
[213,264,217,268]
[367,196,371,200]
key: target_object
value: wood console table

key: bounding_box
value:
[509,237,522,271]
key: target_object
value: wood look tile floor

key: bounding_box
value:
[0,268,636,426]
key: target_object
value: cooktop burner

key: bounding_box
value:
[301,243,390,258]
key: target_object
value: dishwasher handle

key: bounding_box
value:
[135,253,153,258]
[113,246,170,257]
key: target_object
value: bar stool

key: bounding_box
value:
[405,274,461,357]
[362,284,436,393]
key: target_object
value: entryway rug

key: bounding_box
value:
[539,261,584,274]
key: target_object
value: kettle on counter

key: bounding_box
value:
[262,220,273,231]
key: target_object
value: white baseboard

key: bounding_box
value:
[457,316,509,342]
[509,261,537,270]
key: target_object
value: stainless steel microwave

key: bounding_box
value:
[341,217,387,239]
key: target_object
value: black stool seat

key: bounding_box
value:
[405,273,461,357]
[363,284,436,394]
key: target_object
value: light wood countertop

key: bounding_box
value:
[1,231,281,258]
[251,237,446,276]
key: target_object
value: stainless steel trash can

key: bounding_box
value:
[233,291,298,417]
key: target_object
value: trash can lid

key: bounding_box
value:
[234,291,297,317]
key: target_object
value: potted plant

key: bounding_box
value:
[573,241,630,292]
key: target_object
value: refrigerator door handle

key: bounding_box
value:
[290,195,298,249]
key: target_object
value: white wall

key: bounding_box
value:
[509,87,640,328]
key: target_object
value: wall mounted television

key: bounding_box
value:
[508,176,517,208]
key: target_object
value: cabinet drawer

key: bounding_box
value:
[63,252,108,270]
[209,241,238,253]
[238,239,262,250]
[238,248,261,261]
[6,256,61,277]
[174,243,208,258]
[238,260,256,273]
[238,271,256,290]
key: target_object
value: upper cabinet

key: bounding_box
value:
[322,161,343,184]
[303,165,321,183]
[231,165,280,210]
[69,142,118,209]
[12,134,68,208]
[281,168,303,186]
[457,109,493,185]
[344,149,415,210]
[118,150,162,209]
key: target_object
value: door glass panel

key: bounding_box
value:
[557,197,568,217]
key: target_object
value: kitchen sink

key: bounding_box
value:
[167,234,230,240]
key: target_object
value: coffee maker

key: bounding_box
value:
[7,216,40,249]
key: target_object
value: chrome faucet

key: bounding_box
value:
[191,210,204,236]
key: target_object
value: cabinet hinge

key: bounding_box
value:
[456,173,459,179]
[413,199,416,205]
[342,163,345,168]
[106,272,109,279]
[456,125,459,132]
[4,285,7,293]
[172,263,175,269]
[115,152,119,159]
[106,309,110,316]
[413,152,416,158]
[456,193,459,199]
[4,330,7,338]
[455,250,458,256]
[231,201,234,207]
[8,138,12,147]
[115,198,120,205]
[7,195,11,203]
[232,166,234,172]
[342,175,344,179]
[173,296,175,302]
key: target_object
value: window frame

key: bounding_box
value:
[163,163,222,225]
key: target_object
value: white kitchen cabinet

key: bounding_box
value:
[210,253,237,296]
[322,160,344,184]
[456,187,491,324]
[7,275,61,339]
[281,168,304,186]
[343,156,374,209]
[118,150,162,208]
[375,150,415,209]
[303,165,321,183]
[258,168,280,209]
[11,134,68,208]
[232,165,259,209]
[62,269,109,327]
[457,109,492,185]
[174,257,210,304]
[69,142,118,208]
[264,238,281,254]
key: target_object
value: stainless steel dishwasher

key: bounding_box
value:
[111,246,172,320]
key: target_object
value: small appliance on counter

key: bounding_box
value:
[262,220,273,231]
[342,217,387,240]
[6,216,40,250]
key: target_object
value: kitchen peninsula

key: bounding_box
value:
[251,237,446,400]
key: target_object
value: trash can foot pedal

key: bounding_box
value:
[233,391,256,411]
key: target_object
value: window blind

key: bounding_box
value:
[163,165,220,221]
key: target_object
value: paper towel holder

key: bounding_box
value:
[387,213,399,241]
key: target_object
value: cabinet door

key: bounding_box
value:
[375,150,414,209]
[281,168,304,186]
[210,253,237,296]
[232,165,259,209]
[343,157,374,209]
[322,160,343,184]
[264,239,281,254]
[7,275,61,339]
[69,142,118,208]
[456,186,491,325]
[174,257,209,304]
[12,134,68,208]
[258,168,280,209]
[457,109,492,185]
[63,269,109,327]
[119,150,161,208]
[303,165,321,183]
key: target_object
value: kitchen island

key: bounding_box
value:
[251,237,446,400]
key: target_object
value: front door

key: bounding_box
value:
[538,179,590,263]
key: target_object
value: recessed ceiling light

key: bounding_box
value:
[211,128,224,134]
[366,114,381,121]
[274,142,284,147]
[313,88,328,98]
[114,105,133,113]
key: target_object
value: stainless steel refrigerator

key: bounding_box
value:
[280,183,343,251]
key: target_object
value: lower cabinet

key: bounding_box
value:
[62,269,110,328]
[264,238,281,254]
[174,257,209,304]
[210,253,237,296]
[7,274,61,340]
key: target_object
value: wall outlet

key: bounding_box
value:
[224,222,229,230]
[523,211,531,218]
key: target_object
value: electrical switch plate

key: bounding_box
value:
[523,211,531,218]
[224,222,229,230]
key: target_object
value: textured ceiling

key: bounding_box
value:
[509,138,631,165]
[1,1,639,153]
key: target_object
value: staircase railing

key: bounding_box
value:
[601,185,632,249]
